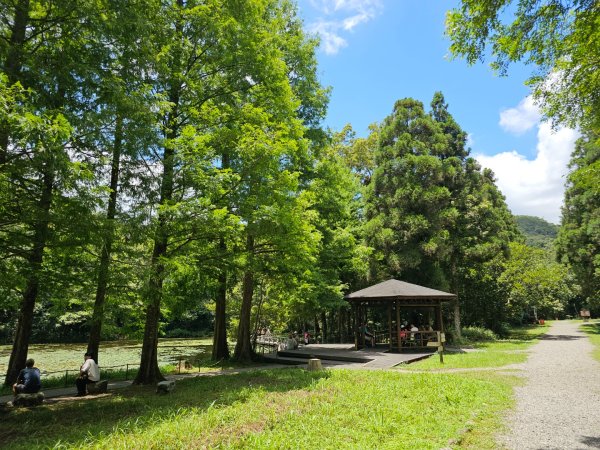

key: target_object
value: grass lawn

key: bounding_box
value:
[0,368,517,449]
[580,321,600,362]
[402,324,549,371]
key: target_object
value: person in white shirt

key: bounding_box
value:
[76,352,100,396]
[410,324,419,344]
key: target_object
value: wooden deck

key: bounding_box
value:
[268,343,433,369]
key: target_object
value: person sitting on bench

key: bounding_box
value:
[13,358,41,395]
[76,352,100,396]
[361,322,376,347]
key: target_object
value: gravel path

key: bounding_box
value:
[499,320,600,450]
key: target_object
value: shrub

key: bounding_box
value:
[165,328,202,338]
[462,326,498,342]
[445,326,498,345]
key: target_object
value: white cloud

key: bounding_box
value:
[499,96,542,135]
[476,122,579,223]
[466,133,475,148]
[306,0,382,55]
[309,21,348,55]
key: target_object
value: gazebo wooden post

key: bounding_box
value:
[352,302,358,349]
[388,302,392,351]
[395,299,401,352]
[436,299,444,333]
[359,300,371,348]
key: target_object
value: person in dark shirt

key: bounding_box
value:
[12,358,41,395]
[361,322,376,347]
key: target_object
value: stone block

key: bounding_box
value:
[87,380,108,394]
[12,392,44,407]
[156,380,176,394]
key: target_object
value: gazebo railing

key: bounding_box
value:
[396,330,440,348]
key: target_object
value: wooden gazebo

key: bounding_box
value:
[345,279,456,351]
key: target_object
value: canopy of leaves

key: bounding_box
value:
[446,1,600,130]
[556,131,600,312]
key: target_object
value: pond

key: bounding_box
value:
[0,338,214,378]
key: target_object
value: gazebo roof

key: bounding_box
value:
[345,279,456,302]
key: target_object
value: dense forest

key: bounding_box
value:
[1,0,598,386]
[515,216,558,249]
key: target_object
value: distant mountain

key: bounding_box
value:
[515,215,559,249]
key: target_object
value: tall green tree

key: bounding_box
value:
[448,162,519,334]
[429,93,519,335]
[0,75,73,385]
[365,97,455,286]
[0,0,106,386]
[132,0,324,379]
[84,2,158,364]
[287,129,368,340]
[500,242,574,321]
[556,131,600,313]
[364,93,519,336]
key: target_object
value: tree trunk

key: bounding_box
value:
[339,309,345,343]
[233,235,255,362]
[212,238,229,360]
[314,316,320,342]
[133,168,173,383]
[1,0,30,164]
[4,165,53,386]
[321,311,328,343]
[87,114,123,364]
[451,263,462,339]
[134,76,179,384]
[453,298,462,339]
[133,251,166,384]
[212,148,230,360]
[329,310,336,342]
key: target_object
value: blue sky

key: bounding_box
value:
[296,0,578,223]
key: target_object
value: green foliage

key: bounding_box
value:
[363,93,519,335]
[515,215,559,249]
[556,132,600,315]
[365,96,457,285]
[446,1,600,130]
[500,243,575,322]
[460,326,498,343]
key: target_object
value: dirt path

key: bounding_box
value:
[499,320,600,449]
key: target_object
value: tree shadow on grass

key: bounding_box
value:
[0,367,329,448]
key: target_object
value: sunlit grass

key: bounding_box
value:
[580,321,600,362]
[0,368,518,449]
[403,324,548,371]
